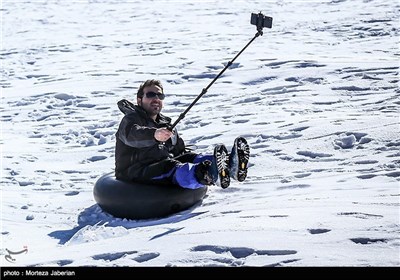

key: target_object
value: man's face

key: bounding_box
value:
[137,85,164,118]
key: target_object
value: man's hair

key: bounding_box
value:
[137,79,164,98]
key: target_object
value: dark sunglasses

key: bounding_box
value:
[143,91,165,100]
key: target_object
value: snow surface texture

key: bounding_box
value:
[1,0,399,267]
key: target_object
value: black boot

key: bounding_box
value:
[229,137,250,182]
[213,144,230,189]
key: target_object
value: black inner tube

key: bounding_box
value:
[93,173,208,220]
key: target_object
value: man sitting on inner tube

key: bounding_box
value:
[115,79,250,189]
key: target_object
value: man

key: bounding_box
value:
[115,79,249,189]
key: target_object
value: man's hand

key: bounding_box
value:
[154,128,174,142]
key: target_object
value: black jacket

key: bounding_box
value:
[115,99,186,180]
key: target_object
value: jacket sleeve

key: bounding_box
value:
[117,116,158,148]
[170,129,187,156]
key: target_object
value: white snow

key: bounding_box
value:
[1,0,399,268]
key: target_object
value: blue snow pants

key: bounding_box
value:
[137,152,213,189]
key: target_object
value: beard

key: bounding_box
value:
[141,101,162,118]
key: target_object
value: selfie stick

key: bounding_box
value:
[169,12,272,131]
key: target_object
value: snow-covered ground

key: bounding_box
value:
[1,0,399,267]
